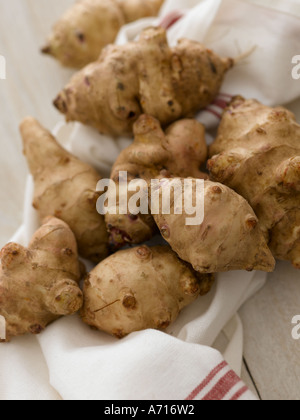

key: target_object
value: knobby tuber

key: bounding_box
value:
[208,97,300,269]
[106,114,208,248]
[54,27,234,137]
[81,245,214,338]
[0,218,82,342]
[151,178,275,273]
[42,0,164,68]
[20,117,108,263]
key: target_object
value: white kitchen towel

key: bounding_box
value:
[36,316,257,401]
[1,0,300,401]
[0,312,256,401]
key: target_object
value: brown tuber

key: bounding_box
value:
[81,245,214,338]
[208,97,300,269]
[106,114,208,248]
[54,27,234,137]
[20,117,109,263]
[0,218,83,342]
[151,178,276,273]
[42,0,164,68]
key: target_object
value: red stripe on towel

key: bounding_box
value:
[230,386,249,401]
[206,107,222,119]
[202,370,241,401]
[185,361,227,400]
[213,98,230,109]
[160,11,185,30]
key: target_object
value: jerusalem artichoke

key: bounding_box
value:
[42,0,164,68]
[20,117,108,263]
[106,114,208,248]
[81,245,214,338]
[208,97,300,269]
[0,218,83,342]
[151,178,275,273]
[54,27,234,137]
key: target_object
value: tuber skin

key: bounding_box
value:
[81,245,214,338]
[20,117,109,263]
[0,218,83,342]
[208,97,300,269]
[42,0,164,69]
[116,0,164,22]
[106,114,208,248]
[53,27,234,137]
[151,178,276,273]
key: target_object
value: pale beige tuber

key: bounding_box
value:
[151,178,276,273]
[20,117,108,263]
[208,97,300,269]
[81,245,214,338]
[0,217,83,342]
[42,0,164,68]
[54,27,234,136]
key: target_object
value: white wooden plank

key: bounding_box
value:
[240,261,300,401]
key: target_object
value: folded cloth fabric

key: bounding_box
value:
[36,316,257,401]
[2,0,300,401]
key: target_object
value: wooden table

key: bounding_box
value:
[0,0,299,401]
